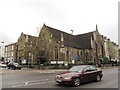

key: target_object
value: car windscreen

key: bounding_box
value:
[69,66,84,72]
[14,63,19,65]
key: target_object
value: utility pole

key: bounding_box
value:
[71,30,73,35]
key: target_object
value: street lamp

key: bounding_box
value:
[1,41,4,43]
[71,30,73,35]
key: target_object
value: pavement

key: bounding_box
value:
[1,67,119,88]
[0,66,118,75]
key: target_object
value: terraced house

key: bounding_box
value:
[37,24,105,65]
[4,43,17,63]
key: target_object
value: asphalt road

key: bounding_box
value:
[1,67,119,88]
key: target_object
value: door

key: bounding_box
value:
[81,66,91,83]
[89,66,98,80]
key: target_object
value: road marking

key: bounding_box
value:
[9,78,50,85]
[47,81,55,83]
[9,82,20,85]
[12,84,23,88]
[11,80,55,88]
[25,82,29,85]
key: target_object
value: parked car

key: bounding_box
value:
[55,65,103,87]
[7,62,21,70]
[0,62,7,68]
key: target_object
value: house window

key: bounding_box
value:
[8,46,11,51]
[66,50,69,61]
[8,52,10,57]
[55,47,58,60]
[12,45,14,50]
[63,48,65,53]
[6,47,7,51]
[5,53,7,57]
[11,52,13,56]
[49,39,52,44]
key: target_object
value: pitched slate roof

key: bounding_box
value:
[46,25,94,49]
[22,33,38,44]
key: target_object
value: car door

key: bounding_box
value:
[81,66,91,83]
[88,66,98,81]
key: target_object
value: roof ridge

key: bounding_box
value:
[76,31,95,36]
[23,33,38,38]
[46,25,75,36]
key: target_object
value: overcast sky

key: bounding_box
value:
[0,0,119,46]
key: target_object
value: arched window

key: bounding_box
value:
[41,35,47,49]
[66,49,69,61]
[55,46,58,60]
[71,51,73,60]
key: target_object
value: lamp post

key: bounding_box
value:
[0,41,5,62]
[1,41,4,43]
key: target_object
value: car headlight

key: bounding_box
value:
[63,77,72,79]
[56,75,60,77]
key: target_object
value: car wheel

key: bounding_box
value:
[19,68,21,70]
[8,67,10,69]
[74,78,80,87]
[14,67,16,70]
[96,75,101,82]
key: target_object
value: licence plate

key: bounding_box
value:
[56,79,62,82]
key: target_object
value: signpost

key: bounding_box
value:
[50,61,57,64]
[58,61,64,64]
[22,59,26,64]
[72,60,75,64]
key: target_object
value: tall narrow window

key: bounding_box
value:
[41,35,47,49]
[66,50,69,61]
[81,51,82,56]
[6,47,7,51]
[12,45,14,50]
[11,52,13,56]
[55,47,58,60]
[77,51,79,57]
[41,40,44,49]
[71,51,73,60]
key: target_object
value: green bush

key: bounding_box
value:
[68,61,72,65]
[44,62,49,66]
[103,57,109,64]
[87,61,94,65]
[53,64,59,69]
[78,61,84,65]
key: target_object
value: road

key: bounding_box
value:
[1,67,119,88]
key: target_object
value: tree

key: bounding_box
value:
[106,40,117,61]
[103,57,109,64]
[36,49,48,64]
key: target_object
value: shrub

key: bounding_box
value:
[103,57,109,64]
[53,64,59,69]
[68,61,72,65]
[44,62,49,66]
[78,61,84,65]
[87,61,94,65]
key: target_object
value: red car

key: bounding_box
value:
[55,65,103,87]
